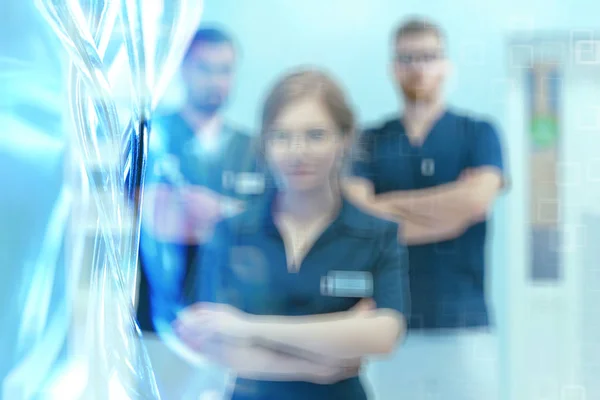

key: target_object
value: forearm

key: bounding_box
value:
[346,191,429,226]
[343,178,421,224]
[246,310,404,363]
[353,197,410,224]
[400,217,469,245]
[378,181,480,225]
[344,180,472,225]
[203,339,359,382]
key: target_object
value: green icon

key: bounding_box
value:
[531,116,558,148]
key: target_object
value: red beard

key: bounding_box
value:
[401,83,437,102]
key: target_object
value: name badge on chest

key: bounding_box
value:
[320,271,373,298]
[421,158,435,176]
[222,171,266,195]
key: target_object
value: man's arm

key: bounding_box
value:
[378,167,503,224]
[399,215,473,245]
[347,168,501,223]
[345,170,502,244]
[343,178,428,224]
[391,119,508,228]
[347,119,507,244]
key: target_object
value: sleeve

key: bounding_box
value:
[351,129,378,183]
[372,222,411,319]
[470,121,506,173]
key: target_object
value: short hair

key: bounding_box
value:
[393,17,445,44]
[184,27,235,58]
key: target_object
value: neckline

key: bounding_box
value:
[235,187,379,238]
[176,112,234,158]
[398,109,450,148]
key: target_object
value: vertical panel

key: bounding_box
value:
[528,63,562,281]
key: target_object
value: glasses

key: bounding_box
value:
[395,52,444,65]
[188,62,234,77]
[265,128,337,150]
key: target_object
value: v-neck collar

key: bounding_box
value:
[228,189,381,275]
[236,188,378,239]
[398,109,450,149]
[176,113,234,160]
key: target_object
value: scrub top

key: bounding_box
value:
[137,112,264,333]
[195,191,410,400]
[353,109,506,330]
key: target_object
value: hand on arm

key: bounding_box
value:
[242,307,403,363]
[175,208,406,381]
[142,183,245,244]
[174,300,373,382]
[183,335,361,383]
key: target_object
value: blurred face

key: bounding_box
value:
[392,32,449,102]
[264,97,348,193]
[182,42,236,114]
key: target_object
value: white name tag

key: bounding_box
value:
[320,271,373,298]
[234,172,265,195]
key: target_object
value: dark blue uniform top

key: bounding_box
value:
[137,113,263,332]
[196,190,410,400]
[353,109,505,330]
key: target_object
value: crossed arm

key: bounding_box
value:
[199,336,362,383]
[344,167,504,244]
[175,300,385,383]
[173,199,408,382]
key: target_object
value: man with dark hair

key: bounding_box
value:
[346,17,507,400]
[181,28,237,117]
[136,27,264,397]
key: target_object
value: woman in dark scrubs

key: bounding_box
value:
[174,69,410,399]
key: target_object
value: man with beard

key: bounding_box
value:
[137,27,263,337]
[346,18,507,400]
